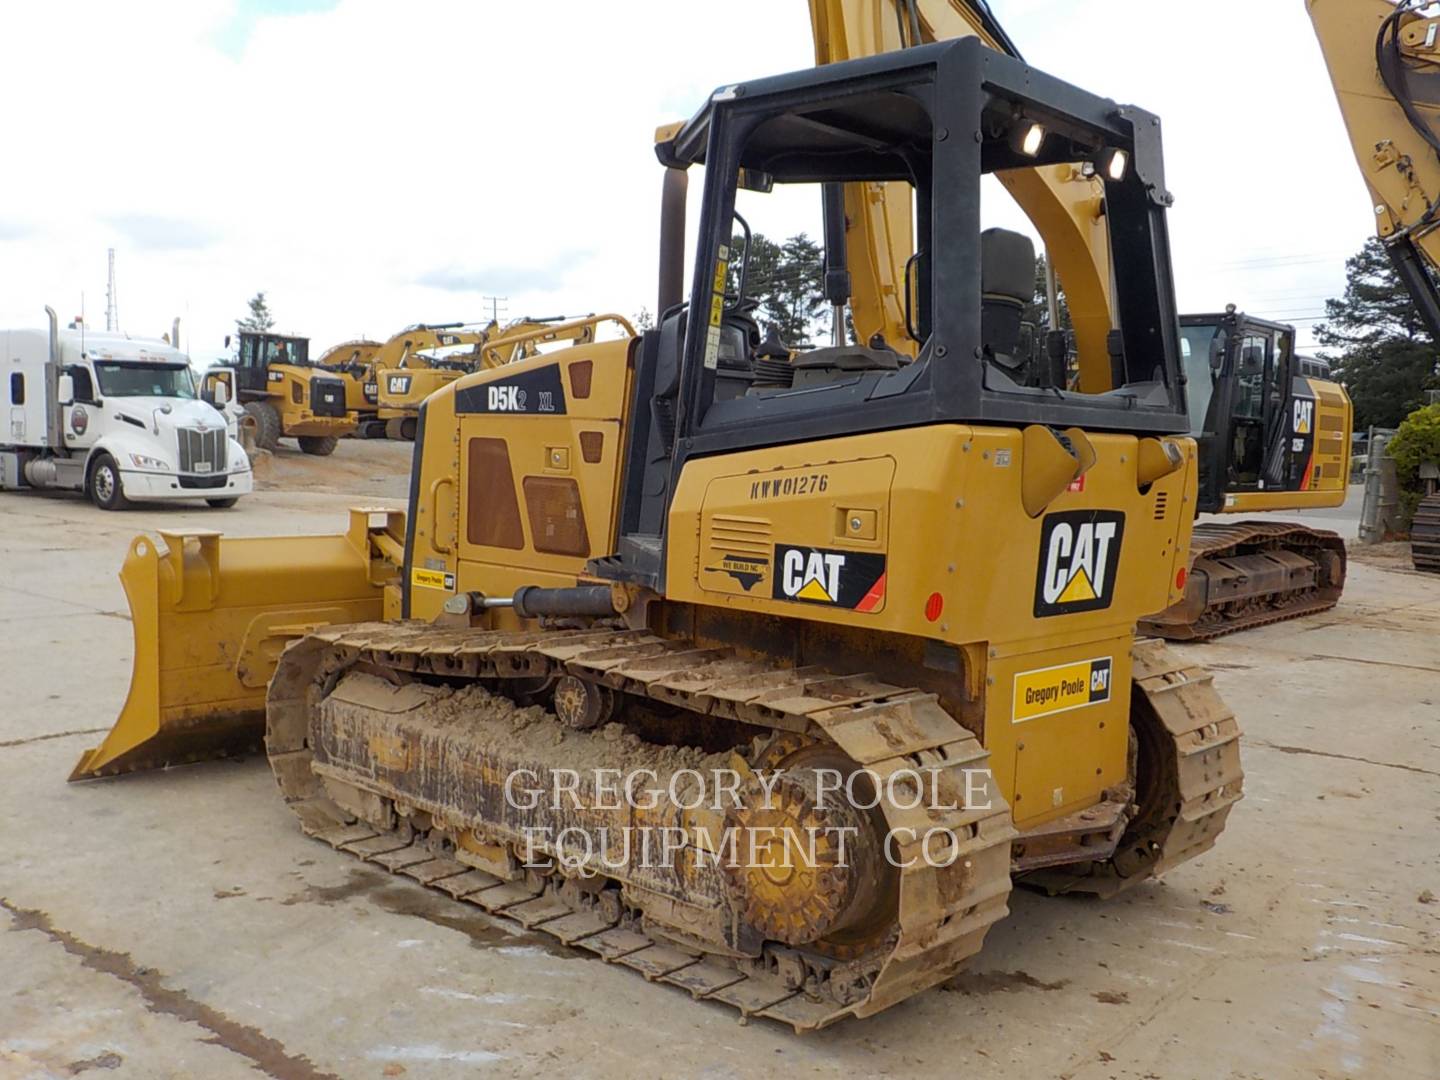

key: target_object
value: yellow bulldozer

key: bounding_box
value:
[70,19,1244,1028]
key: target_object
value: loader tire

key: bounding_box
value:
[88,453,131,511]
[298,435,339,456]
[244,401,282,451]
[206,498,239,508]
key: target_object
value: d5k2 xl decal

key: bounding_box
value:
[1033,510,1125,617]
[773,545,886,611]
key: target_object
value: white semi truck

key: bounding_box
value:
[1,307,252,509]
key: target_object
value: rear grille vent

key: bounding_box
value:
[1153,491,1169,521]
[177,427,227,474]
[707,514,772,559]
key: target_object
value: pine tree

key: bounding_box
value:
[1316,238,1440,428]
[237,292,276,334]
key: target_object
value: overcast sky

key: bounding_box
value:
[0,0,1376,360]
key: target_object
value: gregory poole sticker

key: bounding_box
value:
[1033,510,1125,617]
[1013,656,1112,723]
[411,567,456,591]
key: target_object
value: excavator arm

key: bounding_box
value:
[1310,0,1440,337]
[808,0,1117,389]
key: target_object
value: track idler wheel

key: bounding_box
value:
[721,768,883,947]
[552,675,615,730]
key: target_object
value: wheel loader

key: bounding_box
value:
[70,38,1243,1029]
[1310,0,1440,574]
[210,330,358,455]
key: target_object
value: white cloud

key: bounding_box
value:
[0,0,1373,357]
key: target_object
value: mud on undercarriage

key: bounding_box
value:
[265,624,1242,1030]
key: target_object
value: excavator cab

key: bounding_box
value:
[1178,311,1350,512]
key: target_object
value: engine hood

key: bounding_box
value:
[114,398,228,433]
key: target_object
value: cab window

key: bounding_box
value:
[1233,334,1268,420]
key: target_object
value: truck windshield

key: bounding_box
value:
[94,362,197,399]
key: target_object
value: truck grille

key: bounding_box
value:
[177,426,227,475]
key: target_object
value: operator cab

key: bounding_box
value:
[1179,310,1307,510]
[231,331,311,396]
[608,37,1189,586]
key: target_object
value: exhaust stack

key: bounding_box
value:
[44,306,64,451]
[657,167,688,315]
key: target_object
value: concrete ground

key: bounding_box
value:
[1,455,1437,1080]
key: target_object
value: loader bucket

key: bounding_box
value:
[69,507,405,781]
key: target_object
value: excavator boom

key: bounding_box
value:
[1309,0,1440,338]
[1310,0,1440,570]
[809,0,1118,390]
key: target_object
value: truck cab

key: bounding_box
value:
[1,308,252,509]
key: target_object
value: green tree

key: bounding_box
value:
[729,231,826,344]
[1388,402,1440,525]
[1316,238,1440,428]
[1023,253,1073,335]
[237,292,275,334]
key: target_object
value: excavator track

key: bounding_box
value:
[1140,521,1347,642]
[265,622,1017,1031]
[1412,494,1440,573]
[1025,638,1243,896]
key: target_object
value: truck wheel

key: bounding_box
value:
[206,498,239,508]
[89,453,131,511]
[244,401,282,451]
[298,435,338,456]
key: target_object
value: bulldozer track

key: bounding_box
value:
[1141,522,1347,642]
[1412,494,1440,573]
[265,622,1017,1031]
[1028,639,1244,896]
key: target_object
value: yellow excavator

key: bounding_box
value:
[370,316,637,440]
[314,325,489,440]
[70,3,1243,1029]
[812,1,1355,641]
[1310,0,1440,571]
[313,317,637,440]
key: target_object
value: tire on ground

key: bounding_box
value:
[244,400,282,451]
[298,435,339,456]
[88,453,130,511]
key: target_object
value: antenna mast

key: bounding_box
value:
[105,248,118,332]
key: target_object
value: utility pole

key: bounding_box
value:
[105,248,118,332]
[482,295,508,324]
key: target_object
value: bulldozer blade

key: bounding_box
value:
[69,508,404,781]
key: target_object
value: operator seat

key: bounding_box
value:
[980,227,1036,375]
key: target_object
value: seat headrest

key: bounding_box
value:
[981,228,1036,306]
